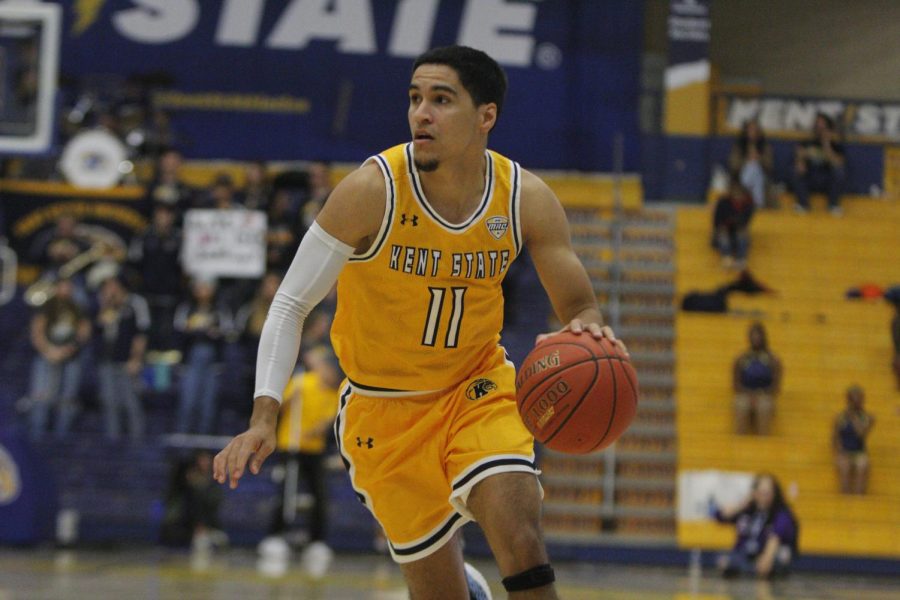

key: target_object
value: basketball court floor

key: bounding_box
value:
[1,547,899,599]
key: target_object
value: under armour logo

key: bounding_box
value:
[400,213,418,226]
[356,437,374,449]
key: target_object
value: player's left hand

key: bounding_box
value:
[536,319,629,358]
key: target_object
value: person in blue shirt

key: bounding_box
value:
[733,322,782,435]
[833,385,875,495]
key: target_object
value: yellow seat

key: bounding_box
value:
[675,199,900,558]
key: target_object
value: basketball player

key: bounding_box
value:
[214,46,626,599]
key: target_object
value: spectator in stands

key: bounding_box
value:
[713,174,755,269]
[300,305,335,355]
[207,173,239,210]
[266,189,303,272]
[94,275,150,442]
[240,161,272,211]
[26,278,91,439]
[141,108,178,160]
[234,272,281,343]
[127,203,182,351]
[833,385,875,495]
[26,216,92,308]
[173,278,230,434]
[792,113,846,216]
[29,213,88,270]
[160,450,225,549]
[729,119,773,209]
[713,473,798,579]
[733,322,781,435]
[232,272,282,398]
[301,161,333,228]
[29,215,131,307]
[259,344,342,579]
[146,148,194,215]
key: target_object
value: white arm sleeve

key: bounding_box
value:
[254,222,354,403]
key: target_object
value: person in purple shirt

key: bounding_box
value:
[713,473,798,578]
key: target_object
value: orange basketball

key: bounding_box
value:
[516,331,638,454]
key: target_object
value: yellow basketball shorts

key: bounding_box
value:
[334,349,539,563]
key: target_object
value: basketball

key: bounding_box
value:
[516,331,639,454]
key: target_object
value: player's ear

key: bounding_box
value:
[478,103,497,134]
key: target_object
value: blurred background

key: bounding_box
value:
[0,1,898,598]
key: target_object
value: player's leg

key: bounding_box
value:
[445,349,555,598]
[335,386,473,598]
[467,472,557,599]
[399,532,469,600]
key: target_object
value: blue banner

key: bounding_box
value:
[57,0,642,171]
[0,431,58,544]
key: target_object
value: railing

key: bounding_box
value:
[0,241,17,307]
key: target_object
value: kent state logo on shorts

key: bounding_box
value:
[466,378,498,401]
[0,444,21,505]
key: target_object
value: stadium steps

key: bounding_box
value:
[538,206,678,545]
[675,197,900,558]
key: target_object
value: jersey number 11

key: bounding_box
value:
[422,286,467,348]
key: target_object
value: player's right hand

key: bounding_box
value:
[213,397,280,489]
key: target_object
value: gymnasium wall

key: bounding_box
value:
[710,0,900,101]
[641,0,900,201]
[57,0,643,172]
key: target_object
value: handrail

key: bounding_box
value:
[0,242,17,306]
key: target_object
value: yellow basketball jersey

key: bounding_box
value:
[331,143,522,393]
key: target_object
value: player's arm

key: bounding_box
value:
[520,170,626,354]
[214,162,385,489]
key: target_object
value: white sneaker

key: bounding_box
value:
[464,563,493,600]
[830,206,844,217]
[301,541,333,580]
[257,535,290,560]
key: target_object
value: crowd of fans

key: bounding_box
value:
[13,149,342,569]
[712,113,849,269]
[20,153,335,443]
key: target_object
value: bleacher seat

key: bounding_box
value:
[676,196,900,558]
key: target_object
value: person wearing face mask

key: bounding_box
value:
[712,473,799,578]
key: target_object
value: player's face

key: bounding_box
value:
[408,65,496,172]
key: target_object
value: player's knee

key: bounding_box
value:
[496,520,545,567]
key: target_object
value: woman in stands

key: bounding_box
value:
[732,322,782,435]
[713,175,755,269]
[713,473,798,578]
[833,385,875,495]
[729,119,773,209]
[26,277,91,439]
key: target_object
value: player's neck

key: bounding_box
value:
[417,150,487,216]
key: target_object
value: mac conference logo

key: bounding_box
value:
[485,216,509,239]
[466,378,497,401]
[0,444,21,505]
